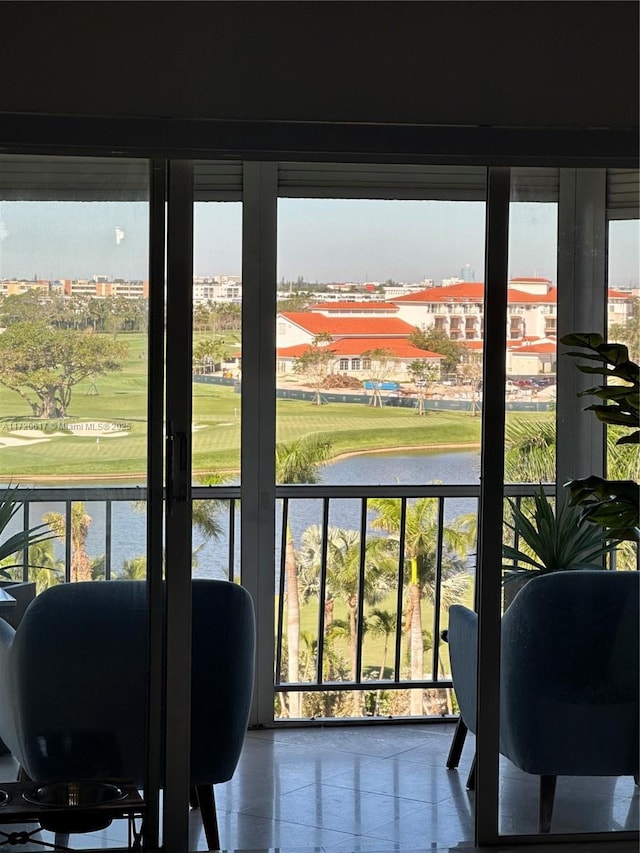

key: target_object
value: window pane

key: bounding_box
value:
[0,154,152,846]
[191,199,242,582]
[504,199,558,485]
[606,218,639,571]
[276,197,487,488]
[275,188,486,724]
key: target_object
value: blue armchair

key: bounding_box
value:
[0,578,255,849]
[446,570,639,832]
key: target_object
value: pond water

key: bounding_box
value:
[26,448,481,582]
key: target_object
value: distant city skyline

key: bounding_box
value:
[0,199,637,288]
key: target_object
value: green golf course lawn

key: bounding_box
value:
[0,332,551,481]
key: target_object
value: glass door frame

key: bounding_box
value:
[0,137,635,851]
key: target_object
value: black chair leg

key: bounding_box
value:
[466,753,476,790]
[539,774,557,833]
[54,831,70,849]
[446,718,468,769]
[195,784,220,851]
[189,785,200,809]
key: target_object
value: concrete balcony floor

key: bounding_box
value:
[0,723,637,852]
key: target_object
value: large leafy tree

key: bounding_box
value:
[0,292,45,326]
[0,322,127,418]
[193,338,230,374]
[410,326,465,373]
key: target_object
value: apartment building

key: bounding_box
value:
[0,279,51,297]
[61,279,149,299]
[193,277,242,304]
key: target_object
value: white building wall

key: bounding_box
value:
[276,317,315,346]
[391,303,433,327]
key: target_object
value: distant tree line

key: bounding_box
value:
[0,291,148,334]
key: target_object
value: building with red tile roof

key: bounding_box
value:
[276,279,636,378]
[276,316,442,381]
[277,312,416,348]
[308,301,399,314]
[387,279,634,343]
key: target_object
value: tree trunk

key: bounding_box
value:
[285,527,301,718]
[378,639,388,681]
[409,581,424,716]
[374,638,389,716]
[348,595,358,680]
[324,596,334,629]
[71,548,92,583]
[348,595,363,716]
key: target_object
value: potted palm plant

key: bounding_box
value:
[0,482,55,629]
[560,333,639,544]
[502,486,616,605]
[0,483,56,756]
[502,333,637,605]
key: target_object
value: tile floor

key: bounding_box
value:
[0,723,636,852]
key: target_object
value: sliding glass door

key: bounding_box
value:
[0,152,636,852]
[0,154,161,842]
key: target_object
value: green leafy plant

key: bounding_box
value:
[560,333,639,543]
[0,483,55,580]
[502,487,616,584]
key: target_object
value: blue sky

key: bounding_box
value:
[0,199,637,288]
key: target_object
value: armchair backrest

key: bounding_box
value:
[4,579,255,787]
[500,569,639,777]
[447,604,478,733]
[448,571,639,778]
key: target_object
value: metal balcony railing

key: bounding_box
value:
[8,482,604,723]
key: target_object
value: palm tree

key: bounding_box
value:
[25,540,64,592]
[130,471,229,579]
[298,525,396,683]
[276,434,332,718]
[366,608,397,716]
[299,629,319,685]
[369,496,474,715]
[117,555,148,580]
[505,419,556,483]
[0,483,56,579]
[366,607,397,681]
[505,417,637,485]
[193,472,231,543]
[43,502,93,583]
[504,419,637,569]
